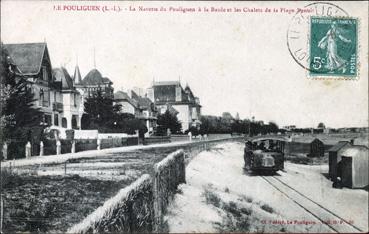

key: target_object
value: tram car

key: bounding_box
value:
[244,137,287,173]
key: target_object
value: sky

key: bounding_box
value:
[1,1,368,128]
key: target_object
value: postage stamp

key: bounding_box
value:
[309,17,358,78]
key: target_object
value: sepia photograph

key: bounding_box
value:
[0,1,368,233]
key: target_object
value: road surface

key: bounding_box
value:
[165,141,368,233]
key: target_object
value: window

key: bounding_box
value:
[73,93,77,107]
[42,66,48,81]
[72,115,78,129]
[62,118,67,128]
[40,89,49,107]
[44,114,52,126]
[39,89,44,106]
[54,114,59,126]
[47,90,50,106]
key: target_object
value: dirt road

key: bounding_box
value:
[165,142,368,233]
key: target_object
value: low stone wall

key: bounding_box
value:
[68,174,153,233]
[98,133,138,139]
[153,149,185,230]
[144,136,171,145]
[74,130,99,139]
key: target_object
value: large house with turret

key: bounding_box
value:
[3,42,83,130]
[73,66,114,115]
[147,81,201,131]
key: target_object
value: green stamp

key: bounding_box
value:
[309,17,358,77]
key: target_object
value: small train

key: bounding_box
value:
[244,137,287,173]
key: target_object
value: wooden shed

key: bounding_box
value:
[328,141,351,181]
[309,138,325,158]
[340,146,368,189]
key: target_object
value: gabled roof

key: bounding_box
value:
[52,67,74,90]
[114,91,138,108]
[184,85,195,100]
[82,69,112,85]
[3,42,49,75]
[137,97,153,110]
[328,141,351,152]
[73,65,82,84]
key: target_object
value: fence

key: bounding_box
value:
[68,150,186,233]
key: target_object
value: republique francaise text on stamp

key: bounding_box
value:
[309,17,358,78]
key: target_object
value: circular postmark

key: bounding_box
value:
[287,2,349,71]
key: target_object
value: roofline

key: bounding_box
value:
[155,101,201,106]
[115,98,138,108]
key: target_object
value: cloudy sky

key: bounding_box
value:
[1,1,368,128]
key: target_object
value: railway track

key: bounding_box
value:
[261,175,364,233]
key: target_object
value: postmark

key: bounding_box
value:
[309,17,358,77]
[286,2,351,75]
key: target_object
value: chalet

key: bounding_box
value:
[52,67,83,129]
[114,91,138,116]
[130,90,157,136]
[147,81,201,131]
[3,42,83,130]
[114,90,157,136]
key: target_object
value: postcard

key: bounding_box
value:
[1,1,368,233]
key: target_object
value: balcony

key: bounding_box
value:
[52,102,63,112]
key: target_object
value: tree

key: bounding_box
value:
[156,110,182,135]
[317,122,326,129]
[82,90,116,130]
[115,115,147,135]
[267,121,279,133]
[0,45,43,141]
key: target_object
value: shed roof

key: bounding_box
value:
[294,137,316,144]
[328,141,351,152]
[341,145,369,158]
[3,42,48,75]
